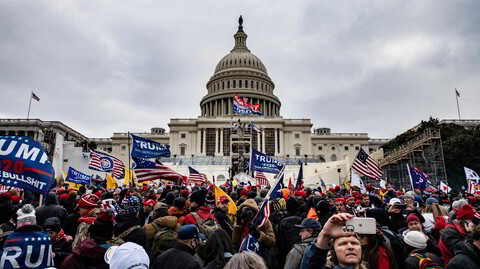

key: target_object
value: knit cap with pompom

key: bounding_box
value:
[16,204,36,227]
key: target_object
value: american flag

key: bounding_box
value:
[255,172,269,186]
[351,148,383,180]
[133,158,185,183]
[188,166,207,184]
[89,150,125,179]
[250,197,271,229]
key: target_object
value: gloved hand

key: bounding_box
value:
[248,224,260,239]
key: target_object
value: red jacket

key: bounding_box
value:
[439,223,467,267]
[184,206,215,225]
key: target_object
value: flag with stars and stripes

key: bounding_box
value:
[255,172,269,186]
[133,157,185,183]
[188,166,207,185]
[351,148,383,180]
[88,150,125,179]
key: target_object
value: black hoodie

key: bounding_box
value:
[447,239,480,269]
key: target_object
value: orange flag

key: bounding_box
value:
[307,208,317,219]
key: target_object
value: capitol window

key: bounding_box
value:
[256,81,259,89]
[121,145,126,151]
[331,154,337,161]
[344,146,349,151]
[239,80,242,88]
[318,146,322,150]
[295,147,301,156]
[295,134,300,139]
[355,146,359,150]
[331,146,336,151]
[181,133,186,139]
[227,81,230,88]
[180,146,185,156]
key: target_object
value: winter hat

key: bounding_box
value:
[404,192,415,200]
[153,202,168,212]
[16,204,36,227]
[104,242,149,269]
[426,197,439,205]
[388,198,401,205]
[334,186,341,192]
[403,230,427,249]
[206,192,215,205]
[335,198,346,204]
[173,197,186,210]
[89,212,114,242]
[77,194,100,209]
[68,191,77,199]
[247,191,257,199]
[117,195,141,215]
[143,199,156,208]
[59,193,68,200]
[42,217,61,233]
[407,214,420,224]
[286,197,299,213]
[456,204,476,220]
[435,216,447,230]
[189,190,206,206]
[240,189,249,197]
[179,189,189,198]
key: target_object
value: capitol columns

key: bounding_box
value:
[279,128,284,155]
[274,128,278,156]
[219,128,224,155]
[215,128,219,154]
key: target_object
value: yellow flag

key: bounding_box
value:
[107,174,116,189]
[123,169,133,185]
[66,181,80,190]
[232,179,237,188]
[213,184,237,215]
[343,178,350,190]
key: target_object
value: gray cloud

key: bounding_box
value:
[1,0,479,139]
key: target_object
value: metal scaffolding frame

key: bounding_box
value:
[379,129,447,190]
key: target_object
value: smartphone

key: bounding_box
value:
[344,218,376,234]
[394,204,407,209]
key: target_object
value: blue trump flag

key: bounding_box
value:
[0,136,56,195]
[407,164,428,190]
[130,134,171,159]
[66,167,92,185]
[1,230,54,268]
[249,148,284,174]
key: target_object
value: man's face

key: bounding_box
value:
[113,193,120,201]
[362,196,370,205]
[189,200,199,211]
[144,205,153,214]
[408,221,422,232]
[347,199,355,206]
[404,197,413,205]
[299,228,313,240]
[334,236,362,266]
[218,201,229,212]
[45,229,58,239]
[336,203,346,213]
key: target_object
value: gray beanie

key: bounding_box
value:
[426,197,439,205]
[16,204,36,227]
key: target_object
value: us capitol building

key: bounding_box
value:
[0,18,389,185]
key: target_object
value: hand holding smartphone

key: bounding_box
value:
[344,217,376,234]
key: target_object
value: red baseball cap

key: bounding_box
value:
[219,196,229,203]
[143,199,156,207]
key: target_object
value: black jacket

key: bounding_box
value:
[447,240,480,269]
[35,204,68,226]
[212,208,233,238]
[63,198,77,215]
[64,213,81,237]
[152,242,201,269]
[389,212,406,234]
[113,214,148,251]
[44,217,73,267]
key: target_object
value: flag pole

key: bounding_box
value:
[128,132,132,188]
[455,88,461,120]
[27,90,33,119]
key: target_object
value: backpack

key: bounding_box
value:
[381,228,406,265]
[414,253,443,269]
[151,225,178,259]
[108,225,141,246]
[191,212,221,238]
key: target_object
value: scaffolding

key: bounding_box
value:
[379,129,447,190]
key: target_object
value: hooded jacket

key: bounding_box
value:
[144,215,179,246]
[151,242,201,269]
[232,199,276,248]
[212,207,233,239]
[447,239,480,269]
[35,193,68,226]
[168,207,186,224]
[184,206,215,226]
[114,214,148,251]
[59,239,109,269]
[439,223,468,266]
[284,236,316,269]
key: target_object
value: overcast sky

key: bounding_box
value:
[1,1,479,139]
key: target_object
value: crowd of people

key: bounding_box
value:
[0,180,479,269]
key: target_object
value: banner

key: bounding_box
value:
[464,167,479,182]
[439,181,451,193]
[213,184,237,215]
[66,167,92,186]
[130,134,171,159]
[351,169,366,193]
[233,95,262,115]
[1,230,54,268]
[249,148,283,174]
[0,136,56,195]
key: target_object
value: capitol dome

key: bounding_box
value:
[200,16,281,118]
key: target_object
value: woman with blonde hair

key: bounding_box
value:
[223,252,267,269]
[422,197,447,233]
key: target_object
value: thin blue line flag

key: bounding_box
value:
[0,136,56,195]
[66,167,92,186]
[249,148,284,174]
[131,134,171,159]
